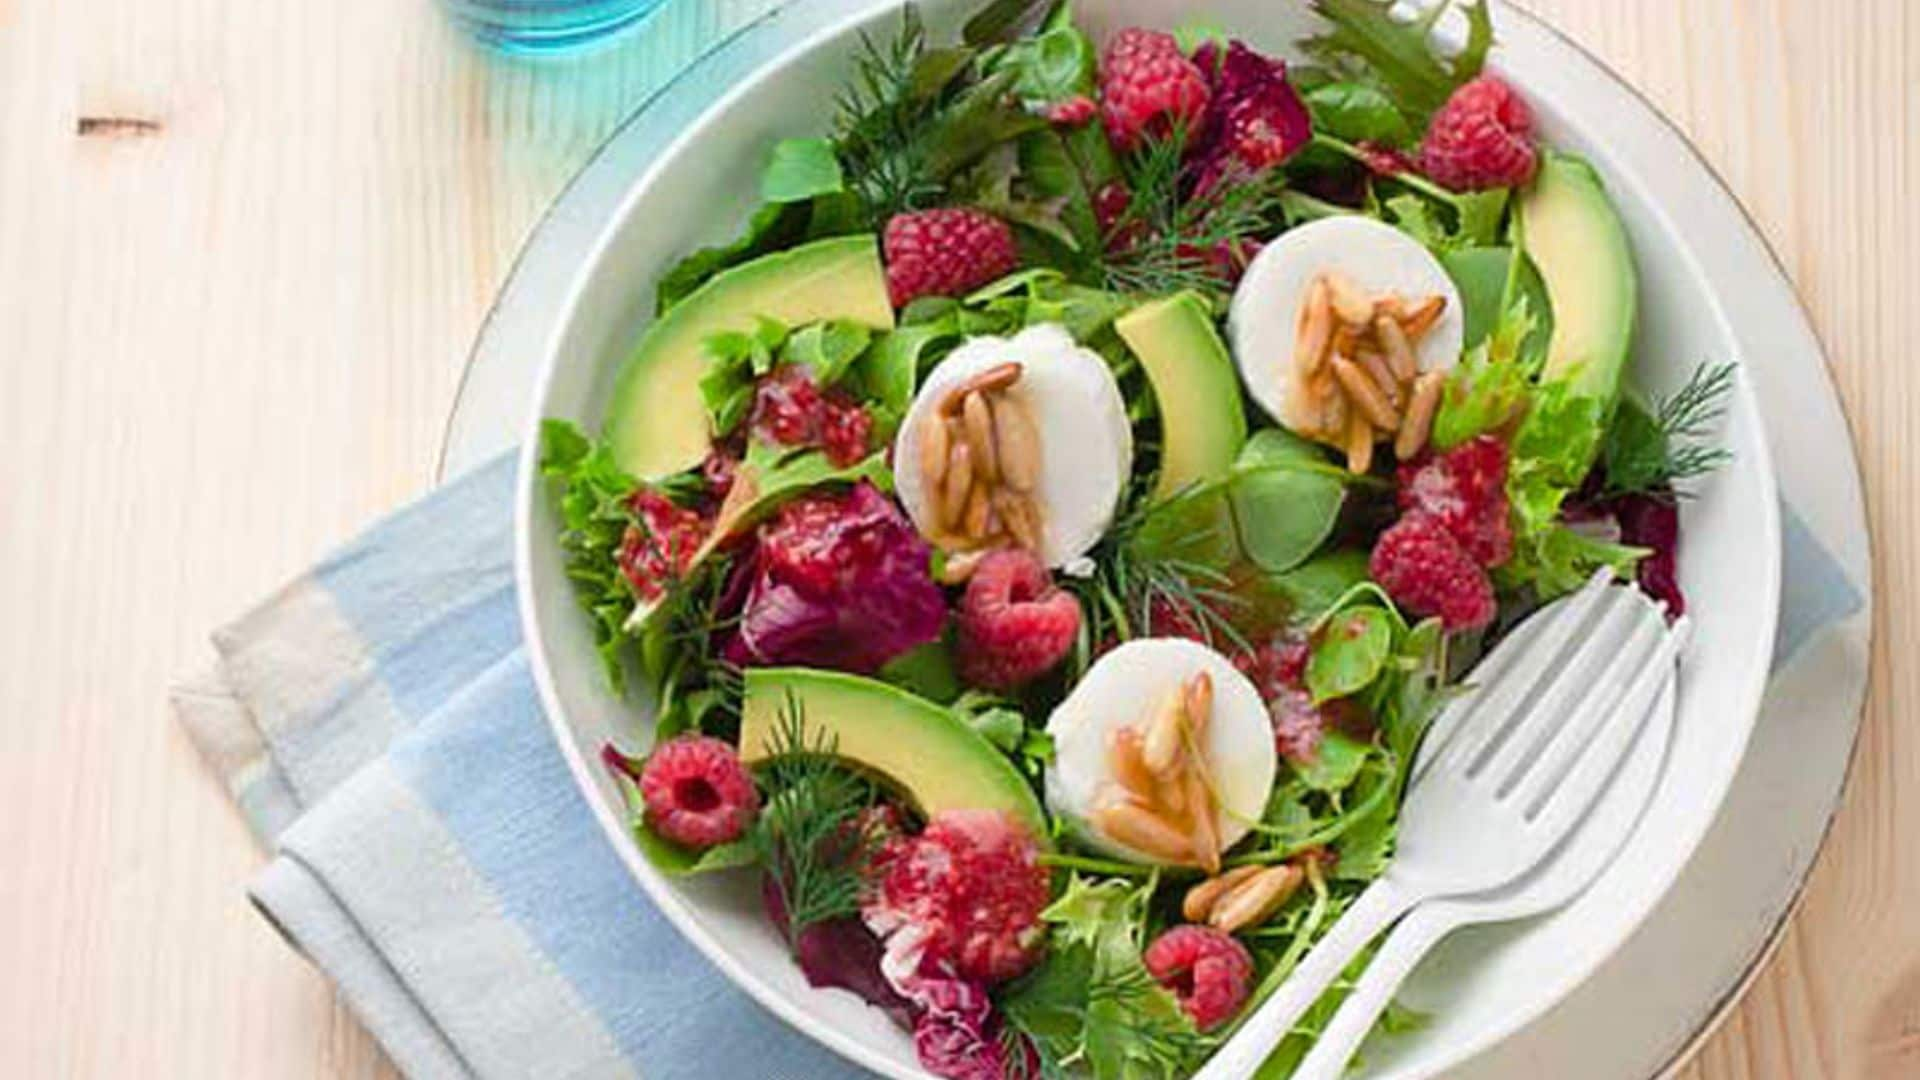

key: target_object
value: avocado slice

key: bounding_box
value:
[605,237,895,479]
[1114,292,1249,501]
[1518,152,1637,403]
[739,668,1049,840]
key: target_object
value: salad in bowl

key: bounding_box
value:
[537,1,1736,1076]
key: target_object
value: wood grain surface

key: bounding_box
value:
[0,1,1910,1076]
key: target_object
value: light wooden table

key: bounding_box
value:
[0,0,1910,1076]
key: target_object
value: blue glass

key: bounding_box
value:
[441,0,670,55]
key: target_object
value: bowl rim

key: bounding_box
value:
[511,3,1786,1077]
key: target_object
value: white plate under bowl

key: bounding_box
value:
[511,3,1784,1076]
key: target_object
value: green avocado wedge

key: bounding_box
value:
[1518,152,1637,402]
[739,668,1050,842]
[1114,291,1249,501]
[605,236,894,479]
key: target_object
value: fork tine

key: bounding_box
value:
[1413,570,1616,786]
[1478,594,1654,793]
[1521,616,1692,824]
[1417,575,1625,785]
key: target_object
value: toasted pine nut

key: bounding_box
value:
[1110,728,1157,803]
[1314,370,1348,442]
[945,363,1023,412]
[992,396,1042,494]
[1142,692,1186,776]
[994,490,1043,552]
[1331,357,1402,431]
[940,439,973,529]
[1210,865,1305,933]
[1375,313,1420,382]
[1092,801,1194,863]
[963,484,992,540]
[1183,767,1220,874]
[1358,347,1403,410]
[1182,866,1263,922]
[1183,672,1213,742]
[919,414,951,493]
[938,549,988,585]
[1399,295,1445,342]
[1155,770,1187,817]
[1294,278,1335,379]
[1397,371,1445,460]
[1345,410,1375,474]
[961,391,999,485]
[1324,270,1375,326]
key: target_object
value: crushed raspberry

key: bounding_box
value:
[1418,75,1538,191]
[1233,638,1333,763]
[1356,139,1416,177]
[909,977,1038,1080]
[1397,435,1513,568]
[863,809,1050,986]
[820,396,875,467]
[701,444,740,502]
[1044,94,1098,126]
[618,490,708,603]
[1144,925,1255,1031]
[1369,514,1497,632]
[1099,28,1211,152]
[954,549,1082,691]
[883,209,1019,308]
[638,735,758,849]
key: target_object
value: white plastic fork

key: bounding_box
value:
[1194,573,1690,1080]
[1287,591,1681,1079]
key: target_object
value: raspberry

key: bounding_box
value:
[1099,28,1211,152]
[1418,75,1538,191]
[1397,435,1513,568]
[1369,514,1498,632]
[819,395,874,467]
[863,809,1050,985]
[618,491,708,603]
[883,209,1019,308]
[751,365,826,447]
[1143,925,1255,1031]
[638,735,758,849]
[954,549,1082,691]
[1044,94,1097,126]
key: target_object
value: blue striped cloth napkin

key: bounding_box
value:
[173,453,865,1079]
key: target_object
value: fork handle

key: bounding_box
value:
[1192,874,1418,1080]
[1288,903,1458,1080]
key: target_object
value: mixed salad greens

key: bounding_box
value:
[542,2,1733,1076]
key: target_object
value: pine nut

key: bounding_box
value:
[1331,357,1401,431]
[1325,270,1376,326]
[945,362,1023,412]
[919,413,951,493]
[1294,277,1335,379]
[1183,672,1213,742]
[1110,727,1157,804]
[992,396,1042,494]
[963,484,992,540]
[1345,410,1375,474]
[1183,767,1220,874]
[1358,347,1403,409]
[938,549,988,585]
[1397,370,1445,460]
[1142,691,1187,777]
[994,489,1042,552]
[1182,866,1263,922]
[1315,370,1349,442]
[1399,295,1445,342]
[961,391,999,485]
[940,439,973,529]
[1209,865,1305,933]
[1092,800,1195,863]
[1375,313,1420,382]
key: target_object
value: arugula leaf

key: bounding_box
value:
[540,420,642,693]
[877,638,963,703]
[962,0,1061,47]
[1301,0,1494,126]
[761,137,846,203]
[1306,606,1394,703]
[1265,549,1372,626]
[655,202,807,315]
[1305,81,1412,145]
[783,320,873,387]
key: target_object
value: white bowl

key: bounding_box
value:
[514,2,1782,1075]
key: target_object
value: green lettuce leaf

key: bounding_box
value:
[539,420,642,694]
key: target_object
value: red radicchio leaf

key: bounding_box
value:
[1188,41,1313,193]
[761,874,915,1027]
[727,482,947,674]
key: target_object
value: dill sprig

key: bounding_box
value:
[833,6,943,221]
[1602,361,1737,498]
[753,692,882,944]
[1100,131,1284,298]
